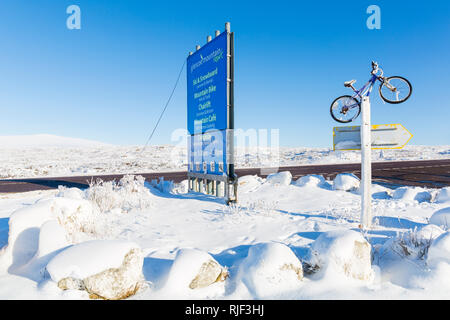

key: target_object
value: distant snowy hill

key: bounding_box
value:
[0,134,110,149]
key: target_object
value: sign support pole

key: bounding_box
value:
[360,96,372,228]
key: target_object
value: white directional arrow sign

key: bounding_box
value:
[333,123,413,151]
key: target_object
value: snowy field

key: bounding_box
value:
[1,134,450,300]
[0,172,450,299]
[0,134,449,179]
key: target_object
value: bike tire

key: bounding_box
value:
[330,95,361,123]
[379,76,412,104]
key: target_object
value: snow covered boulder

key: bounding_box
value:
[332,173,360,191]
[46,240,144,300]
[392,187,432,203]
[427,232,450,266]
[265,171,292,186]
[0,197,101,272]
[435,187,450,203]
[429,207,450,229]
[0,200,54,271]
[164,248,228,291]
[294,175,326,188]
[56,186,86,200]
[237,175,264,193]
[238,242,303,298]
[35,220,69,259]
[304,230,373,281]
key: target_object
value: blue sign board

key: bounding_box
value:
[187,32,228,135]
[188,129,228,175]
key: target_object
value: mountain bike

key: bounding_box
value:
[330,61,412,123]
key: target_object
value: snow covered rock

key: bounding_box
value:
[237,175,264,193]
[265,171,292,186]
[0,197,101,272]
[0,200,54,271]
[392,187,432,203]
[332,173,360,191]
[164,248,228,291]
[294,175,326,188]
[427,232,450,266]
[35,220,69,258]
[304,230,373,281]
[238,242,303,298]
[435,187,450,203]
[56,186,85,200]
[46,240,144,300]
[429,207,450,229]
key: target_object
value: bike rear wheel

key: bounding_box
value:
[379,76,412,104]
[330,95,361,123]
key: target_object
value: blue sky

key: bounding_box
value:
[0,0,448,147]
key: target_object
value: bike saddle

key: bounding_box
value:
[344,79,356,87]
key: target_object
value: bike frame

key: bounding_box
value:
[351,74,379,100]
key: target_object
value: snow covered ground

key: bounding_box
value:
[1,135,450,300]
[1,172,450,299]
[0,134,449,179]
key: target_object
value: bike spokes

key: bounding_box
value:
[330,95,360,123]
[379,76,412,104]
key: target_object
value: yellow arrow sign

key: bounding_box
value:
[333,124,413,151]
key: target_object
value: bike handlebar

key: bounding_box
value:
[371,61,383,77]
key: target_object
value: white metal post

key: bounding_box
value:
[360,96,372,228]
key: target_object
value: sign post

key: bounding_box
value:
[332,118,414,229]
[360,96,372,229]
[186,22,237,204]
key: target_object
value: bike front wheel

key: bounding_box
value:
[330,95,361,123]
[379,76,412,104]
